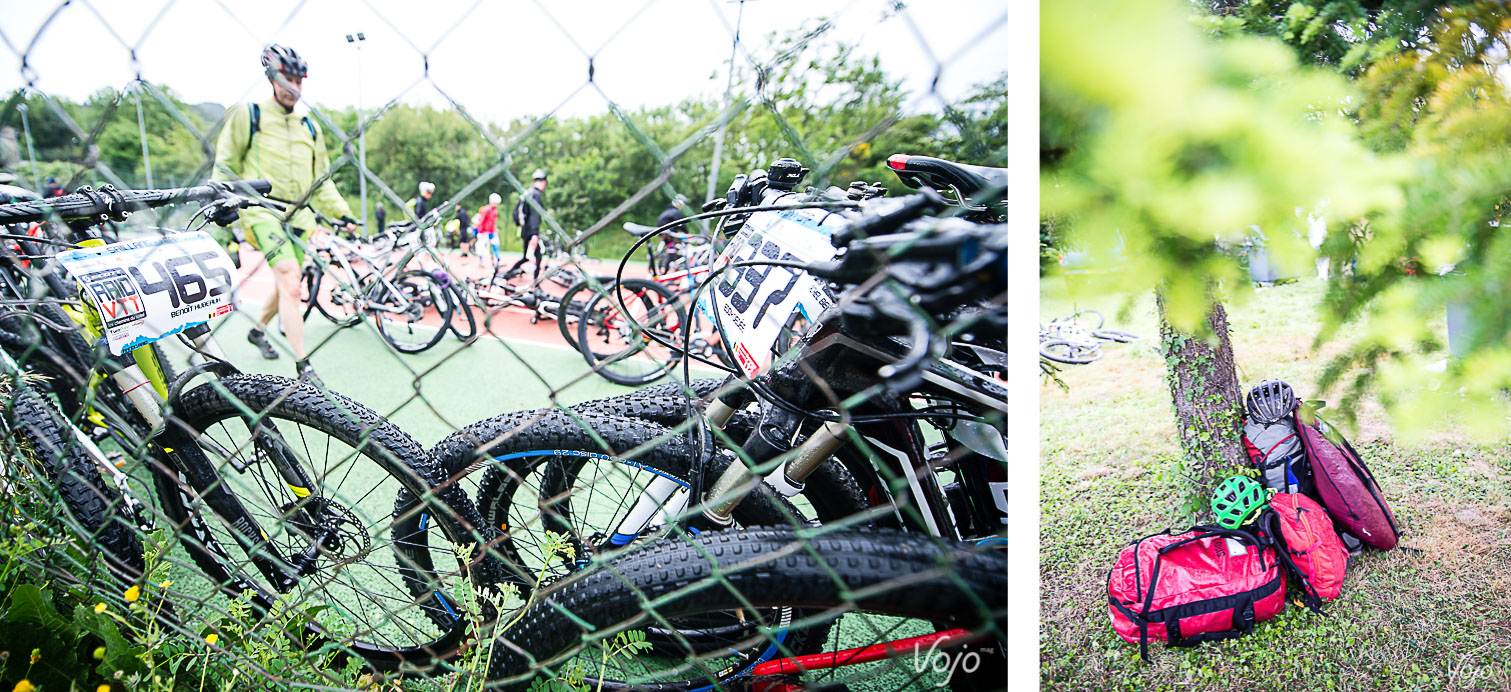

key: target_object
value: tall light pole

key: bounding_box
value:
[346,32,368,222]
[134,81,154,189]
[706,0,747,208]
[16,101,40,193]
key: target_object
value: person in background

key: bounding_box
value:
[408,181,434,221]
[212,43,357,382]
[44,177,64,198]
[476,192,501,268]
[505,169,548,282]
[374,200,386,230]
[658,193,687,229]
[456,203,474,256]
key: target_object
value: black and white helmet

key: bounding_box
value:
[1246,380,1296,424]
[261,44,308,78]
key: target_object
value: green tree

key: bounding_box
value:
[1043,0,1403,500]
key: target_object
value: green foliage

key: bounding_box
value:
[0,83,213,191]
[3,29,1002,262]
[0,487,373,692]
[1196,1,1439,75]
[1042,0,1404,333]
[1298,4,1511,436]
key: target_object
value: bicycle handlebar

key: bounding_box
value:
[0,180,273,226]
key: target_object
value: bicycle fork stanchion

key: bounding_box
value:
[111,358,303,590]
[180,322,350,579]
[702,409,844,525]
[100,318,320,592]
[605,475,687,546]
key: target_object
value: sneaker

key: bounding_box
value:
[248,329,279,360]
[296,359,322,387]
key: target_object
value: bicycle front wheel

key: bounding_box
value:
[304,266,363,328]
[2,383,145,580]
[446,282,477,341]
[487,528,1007,691]
[555,275,614,353]
[159,374,490,670]
[576,278,685,387]
[371,269,453,354]
[1039,339,1101,364]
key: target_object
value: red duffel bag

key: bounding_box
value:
[1295,408,1400,550]
[1260,493,1348,609]
[1108,526,1286,660]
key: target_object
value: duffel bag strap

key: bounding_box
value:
[1110,598,1154,662]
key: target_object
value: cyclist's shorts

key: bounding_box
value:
[245,220,307,268]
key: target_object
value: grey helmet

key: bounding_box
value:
[261,44,308,78]
[532,168,548,181]
[1246,380,1297,424]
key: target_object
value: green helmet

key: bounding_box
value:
[1211,476,1266,529]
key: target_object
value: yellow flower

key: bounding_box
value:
[158,580,172,589]
[14,680,35,692]
[123,585,140,602]
[27,648,38,664]
[94,602,107,614]
[97,686,110,692]
[204,633,218,646]
[93,646,106,660]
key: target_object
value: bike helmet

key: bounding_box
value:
[261,44,308,78]
[419,181,435,194]
[532,168,548,181]
[1246,379,1297,424]
[489,192,502,205]
[1211,475,1266,529]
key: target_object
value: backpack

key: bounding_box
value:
[513,191,530,234]
[249,103,318,143]
[1107,526,1286,660]
[1295,408,1400,550]
[1258,493,1348,610]
[1242,414,1313,496]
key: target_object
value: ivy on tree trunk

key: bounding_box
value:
[1157,289,1245,516]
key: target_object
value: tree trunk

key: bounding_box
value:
[1157,290,1246,509]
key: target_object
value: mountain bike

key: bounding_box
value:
[566,222,730,386]
[1039,310,1139,364]
[300,212,461,353]
[0,181,495,670]
[483,162,1008,689]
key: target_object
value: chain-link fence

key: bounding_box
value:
[0,1,1005,689]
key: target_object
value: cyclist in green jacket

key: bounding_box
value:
[213,44,356,381]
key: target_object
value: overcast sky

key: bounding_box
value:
[0,0,1008,124]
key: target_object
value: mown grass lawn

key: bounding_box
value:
[1040,275,1511,690]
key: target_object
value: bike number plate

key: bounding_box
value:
[56,232,238,355]
[701,208,838,377]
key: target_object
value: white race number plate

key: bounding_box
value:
[701,207,841,377]
[56,232,238,355]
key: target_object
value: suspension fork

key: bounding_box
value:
[178,324,339,571]
[105,352,300,591]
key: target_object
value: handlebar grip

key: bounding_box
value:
[222,179,273,196]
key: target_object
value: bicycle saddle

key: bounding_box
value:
[886,154,1007,200]
[623,221,658,237]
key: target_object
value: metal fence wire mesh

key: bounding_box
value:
[0,1,1005,689]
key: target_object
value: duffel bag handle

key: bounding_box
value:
[1166,598,1255,649]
